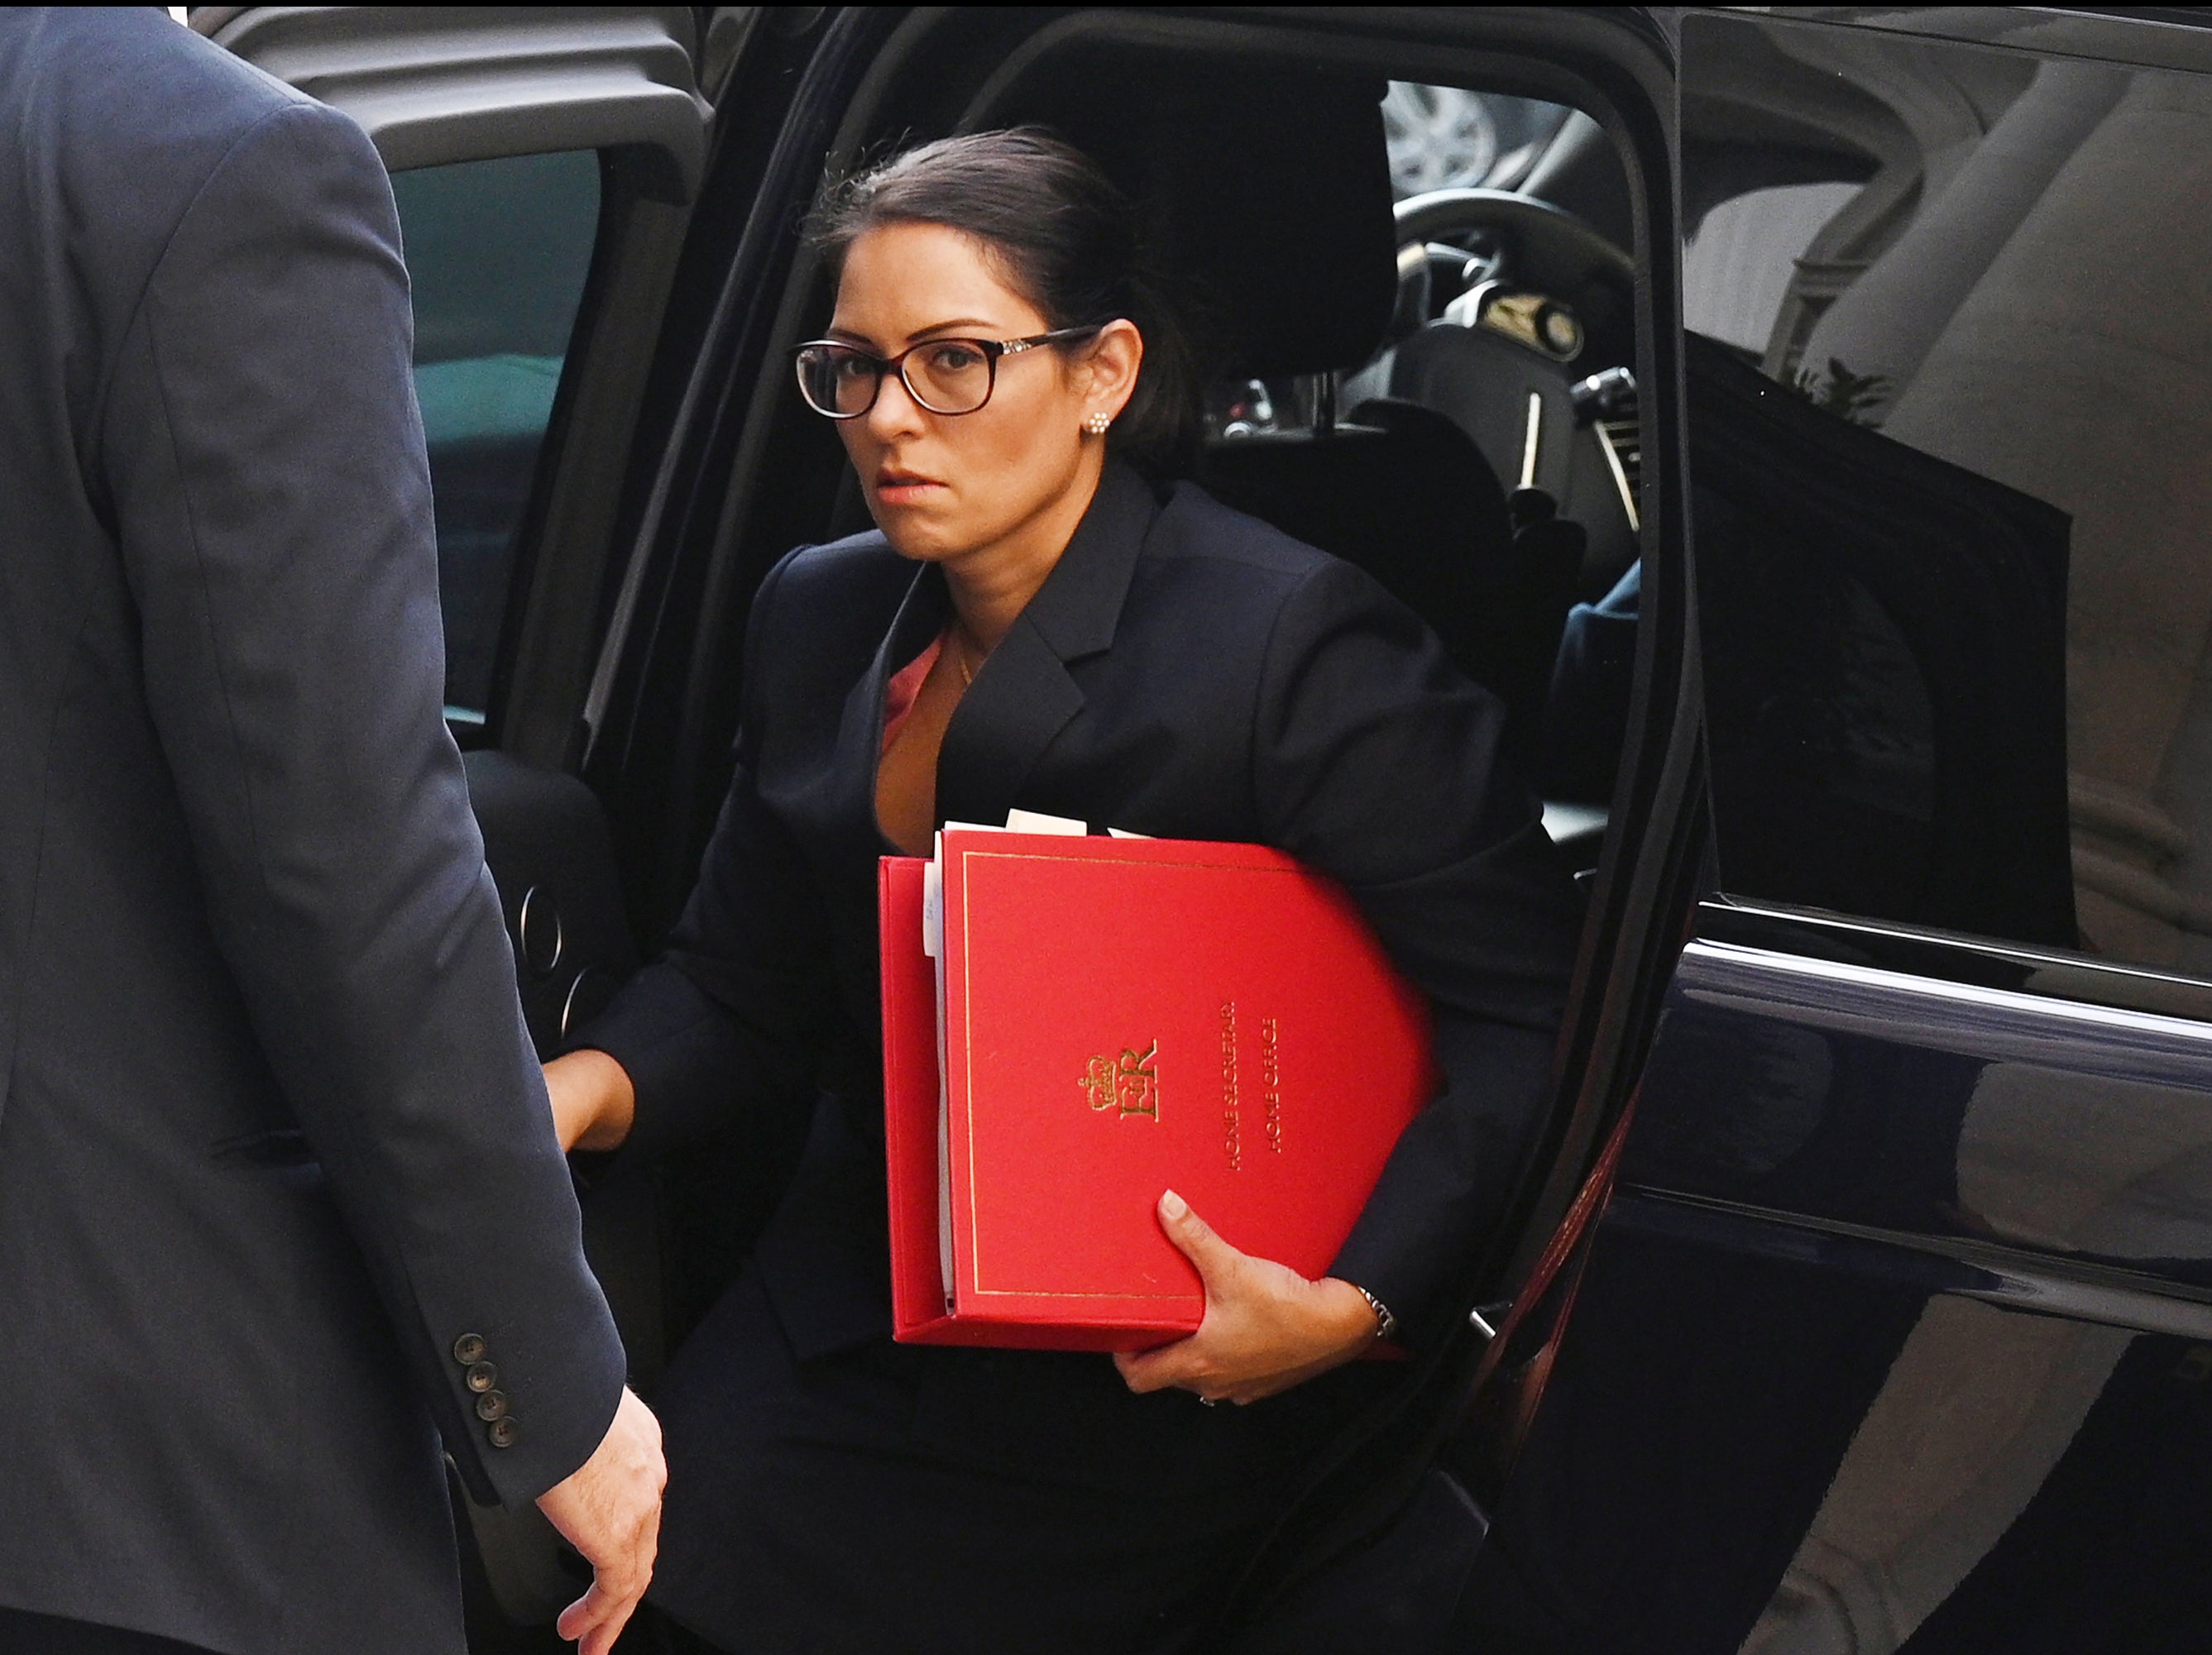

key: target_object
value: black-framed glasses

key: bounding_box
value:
[792,325,1104,419]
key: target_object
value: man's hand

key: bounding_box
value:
[535,1386,665,1655]
[1113,1190,1381,1405]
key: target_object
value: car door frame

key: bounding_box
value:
[194,2,719,768]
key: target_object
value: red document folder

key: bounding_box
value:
[879,829,1437,1351]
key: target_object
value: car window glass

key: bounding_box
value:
[1683,12,2212,976]
[390,149,601,727]
[1381,83,1572,197]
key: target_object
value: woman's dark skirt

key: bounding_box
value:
[0,1610,215,1653]
[646,1269,1394,1654]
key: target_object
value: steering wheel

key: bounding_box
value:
[1388,186,1635,366]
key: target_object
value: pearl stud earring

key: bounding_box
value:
[1085,412,1112,435]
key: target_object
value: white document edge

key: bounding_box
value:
[928,811,1137,1309]
[928,835,955,1307]
[1003,807,1087,835]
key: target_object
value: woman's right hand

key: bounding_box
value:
[543,1048,638,1154]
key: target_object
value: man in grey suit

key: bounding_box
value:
[0,10,662,1653]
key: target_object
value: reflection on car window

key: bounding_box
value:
[390,149,601,725]
[1682,181,1861,358]
[1684,13,2212,977]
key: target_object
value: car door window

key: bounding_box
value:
[1597,28,2212,1655]
[390,149,601,726]
[1380,83,1573,197]
[1683,12,2212,978]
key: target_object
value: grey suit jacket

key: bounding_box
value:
[0,11,625,1651]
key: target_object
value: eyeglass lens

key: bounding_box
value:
[796,340,998,418]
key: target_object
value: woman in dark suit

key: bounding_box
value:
[544,129,1581,1653]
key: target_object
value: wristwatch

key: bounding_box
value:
[1353,1283,1398,1342]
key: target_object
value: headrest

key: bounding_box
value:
[974,49,1399,380]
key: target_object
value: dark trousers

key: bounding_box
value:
[647,1269,1396,1655]
[0,1609,214,1653]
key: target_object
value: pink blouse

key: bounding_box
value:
[881,634,944,753]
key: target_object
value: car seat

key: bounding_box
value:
[980,50,1582,771]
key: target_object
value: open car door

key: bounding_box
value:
[1463,9,2212,1650]
[194,3,723,1631]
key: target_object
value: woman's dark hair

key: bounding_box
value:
[807,127,1203,478]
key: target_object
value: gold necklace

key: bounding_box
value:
[950,629,979,687]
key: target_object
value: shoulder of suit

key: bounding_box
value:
[1134,478,1418,653]
[12,11,343,258]
[754,485,1361,635]
[735,533,910,732]
[1145,478,1343,587]
[760,531,912,617]
[24,8,316,156]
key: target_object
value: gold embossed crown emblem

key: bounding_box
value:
[1080,1040,1159,1120]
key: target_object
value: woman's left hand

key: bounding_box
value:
[1113,1189,1384,1405]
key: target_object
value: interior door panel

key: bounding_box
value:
[466,751,640,1055]
[458,751,663,1629]
[198,6,709,192]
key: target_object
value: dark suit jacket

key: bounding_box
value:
[0,12,625,1652]
[586,461,1582,1371]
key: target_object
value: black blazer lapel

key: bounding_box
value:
[937,463,1161,827]
[936,624,1084,829]
[826,558,948,853]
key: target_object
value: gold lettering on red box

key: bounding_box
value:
[1260,1016,1283,1154]
[1220,1001,1242,1170]
[1081,1040,1160,1121]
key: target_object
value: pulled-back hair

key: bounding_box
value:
[807,128,1202,478]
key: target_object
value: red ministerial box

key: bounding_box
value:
[879,830,1437,1351]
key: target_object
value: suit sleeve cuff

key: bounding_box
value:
[1329,1015,1556,1349]
[564,960,753,1168]
[471,1318,629,1509]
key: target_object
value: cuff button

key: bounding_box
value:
[475,1390,510,1422]
[452,1334,488,1366]
[465,1361,499,1393]
[487,1417,517,1450]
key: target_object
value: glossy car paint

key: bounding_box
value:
[1465,9,2212,1651]
[1481,906,2212,1650]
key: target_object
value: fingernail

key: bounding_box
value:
[1161,1189,1188,1221]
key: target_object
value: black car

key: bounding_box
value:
[189,6,2212,1649]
